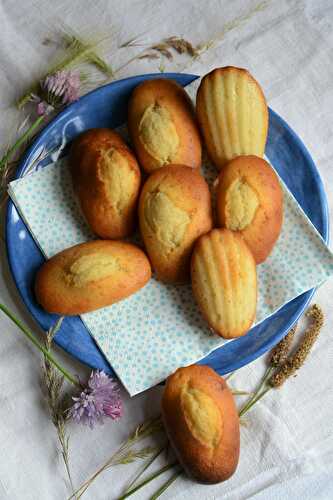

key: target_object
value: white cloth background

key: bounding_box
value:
[1,0,333,499]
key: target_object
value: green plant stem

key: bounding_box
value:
[232,390,252,396]
[240,386,271,416]
[124,444,167,493]
[62,35,113,76]
[238,366,273,417]
[150,469,182,500]
[118,462,178,500]
[0,303,80,387]
[51,43,106,76]
[0,116,45,171]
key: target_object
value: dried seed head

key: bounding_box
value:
[306,303,324,327]
[269,304,323,388]
[151,43,173,59]
[270,324,297,367]
[160,48,173,60]
[151,42,169,51]
[138,53,160,60]
[164,36,198,56]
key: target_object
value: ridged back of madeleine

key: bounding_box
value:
[191,228,257,338]
[196,67,268,169]
[35,240,151,315]
[139,165,212,283]
[162,365,240,483]
[128,78,201,173]
[216,155,283,263]
[70,128,141,239]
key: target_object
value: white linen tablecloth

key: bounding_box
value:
[1,0,333,498]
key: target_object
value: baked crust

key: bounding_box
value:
[70,128,141,239]
[162,365,240,483]
[216,155,283,263]
[128,78,201,173]
[196,66,268,169]
[139,165,212,283]
[191,228,257,338]
[35,240,151,315]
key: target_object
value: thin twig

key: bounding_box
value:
[231,390,253,396]
[118,462,178,500]
[150,469,182,500]
[238,366,273,417]
[0,116,45,171]
[69,416,164,499]
[124,444,167,493]
[0,303,80,387]
[42,318,77,497]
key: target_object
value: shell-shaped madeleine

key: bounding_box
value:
[139,165,213,283]
[196,67,268,170]
[162,365,240,484]
[191,229,257,338]
[70,129,141,239]
[128,78,202,173]
[216,155,283,263]
[35,240,151,315]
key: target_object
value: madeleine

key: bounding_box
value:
[139,165,212,283]
[191,228,257,338]
[162,365,240,483]
[196,66,268,169]
[70,128,141,239]
[216,155,283,263]
[35,240,151,315]
[128,78,201,173]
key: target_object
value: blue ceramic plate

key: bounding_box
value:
[6,73,329,380]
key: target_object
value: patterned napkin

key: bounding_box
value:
[8,82,333,395]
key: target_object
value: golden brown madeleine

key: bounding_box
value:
[162,365,240,484]
[216,155,283,263]
[191,228,257,338]
[70,128,141,239]
[139,165,212,283]
[35,240,151,315]
[128,78,201,173]
[196,66,268,169]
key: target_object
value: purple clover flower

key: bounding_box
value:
[68,371,123,428]
[36,70,80,116]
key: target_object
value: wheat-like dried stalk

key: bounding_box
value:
[69,416,164,499]
[270,305,323,387]
[42,317,77,498]
[240,304,324,417]
[270,324,297,367]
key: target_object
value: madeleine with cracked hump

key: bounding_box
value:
[69,128,141,239]
[35,240,151,315]
[128,78,201,173]
[196,66,268,169]
[139,165,212,283]
[216,155,283,263]
[162,364,240,483]
[191,228,257,338]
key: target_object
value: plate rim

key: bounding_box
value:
[5,72,330,380]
